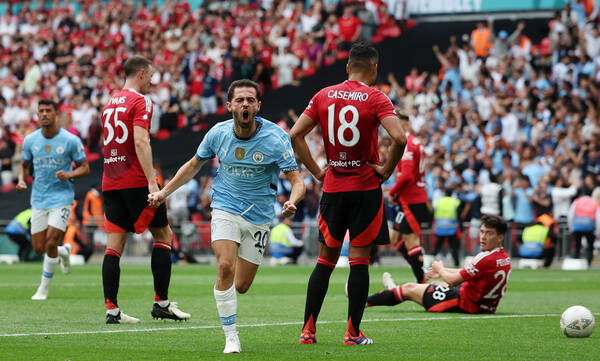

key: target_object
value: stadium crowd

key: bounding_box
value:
[1,0,599,264]
[376,2,600,259]
[0,0,404,190]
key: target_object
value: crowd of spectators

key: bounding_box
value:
[0,0,405,190]
[373,2,600,253]
[4,0,600,261]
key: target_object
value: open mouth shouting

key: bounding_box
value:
[242,110,250,122]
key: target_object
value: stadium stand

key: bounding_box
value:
[0,0,598,266]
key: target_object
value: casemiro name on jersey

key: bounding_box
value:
[327,90,369,101]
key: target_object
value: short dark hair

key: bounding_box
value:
[481,214,508,236]
[227,79,262,102]
[348,41,378,72]
[123,55,153,78]
[38,99,58,110]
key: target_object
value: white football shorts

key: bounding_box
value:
[31,206,71,234]
[211,209,271,265]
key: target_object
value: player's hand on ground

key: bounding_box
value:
[147,191,165,208]
[55,170,70,181]
[282,201,297,217]
[16,181,27,191]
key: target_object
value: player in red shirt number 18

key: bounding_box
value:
[290,41,406,345]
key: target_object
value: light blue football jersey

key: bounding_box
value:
[196,117,298,224]
[21,128,87,209]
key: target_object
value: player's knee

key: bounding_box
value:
[45,238,60,251]
[32,242,45,254]
[235,282,250,294]
[402,282,419,297]
[216,260,235,278]
[152,226,172,244]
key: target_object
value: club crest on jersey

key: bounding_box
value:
[235,147,245,160]
[253,151,264,163]
[111,149,117,156]
[339,152,346,160]
[44,145,51,153]
[56,146,64,154]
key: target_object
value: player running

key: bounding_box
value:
[290,41,406,345]
[388,111,432,283]
[148,79,305,353]
[17,99,90,300]
[101,55,190,324]
[367,215,511,314]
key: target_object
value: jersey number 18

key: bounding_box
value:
[327,104,360,147]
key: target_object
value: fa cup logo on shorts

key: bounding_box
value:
[235,147,245,160]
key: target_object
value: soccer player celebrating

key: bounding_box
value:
[101,55,190,324]
[17,99,90,300]
[290,41,406,345]
[388,111,431,283]
[367,215,511,314]
[148,79,305,353]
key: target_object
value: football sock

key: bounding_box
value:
[407,245,425,283]
[151,241,172,302]
[57,245,69,258]
[366,286,404,307]
[347,257,369,336]
[156,298,169,308]
[214,284,237,335]
[302,256,336,332]
[397,241,409,259]
[39,254,58,290]
[102,248,121,310]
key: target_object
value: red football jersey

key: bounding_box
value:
[459,248,511,314]
[302,80,396,193]
[389,133,428,203]
[102,88,153,191]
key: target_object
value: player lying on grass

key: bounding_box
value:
[366,214,511,314]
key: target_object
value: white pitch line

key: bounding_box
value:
[3,313,596,338]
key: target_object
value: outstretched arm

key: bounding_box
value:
[427,260,464,286]
[148,156,206,207]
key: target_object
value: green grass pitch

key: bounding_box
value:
[0,263,598,360]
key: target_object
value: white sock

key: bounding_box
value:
[106,308,120,316]
[57,246,69,258]
[214,284,237,335]
[39,255,58,291]
[157,300,169,308]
